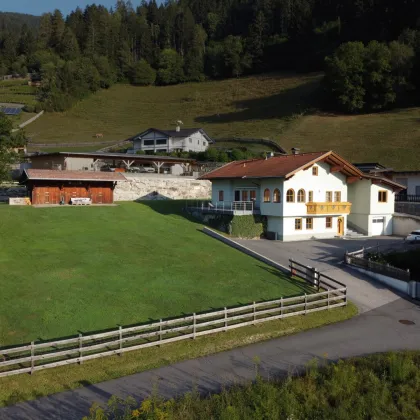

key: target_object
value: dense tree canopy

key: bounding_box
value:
[0,1,419,112]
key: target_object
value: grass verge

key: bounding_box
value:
[84,350,420,420]
[0,301,357,407]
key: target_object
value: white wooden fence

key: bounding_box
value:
[0,286,347,378]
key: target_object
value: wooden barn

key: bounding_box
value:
[21,169,125,205]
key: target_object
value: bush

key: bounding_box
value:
[231,215,264,238]
[129,60,156,86]
[156,49,184,85]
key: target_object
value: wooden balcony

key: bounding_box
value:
[306,202,352,215]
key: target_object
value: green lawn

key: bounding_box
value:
[0,201,311,347]
[25,72,420,169]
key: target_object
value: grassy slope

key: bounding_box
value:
[0,201,311,346]
[26,72,420,169]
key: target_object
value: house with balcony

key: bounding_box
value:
[200,151,404,241]
[132,127,212,154]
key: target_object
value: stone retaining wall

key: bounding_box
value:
[114,176,211,201]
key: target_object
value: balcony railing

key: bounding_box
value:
[396,194,420,203]
[306,202,352,215]
[186,201,258,215]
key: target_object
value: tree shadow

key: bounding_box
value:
[195,79,321,125]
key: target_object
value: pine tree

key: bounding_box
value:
[50,10,65,52]
[60,27,80,61]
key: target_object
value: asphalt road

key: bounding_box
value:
[0,297,419,420]
[236,237,408,313]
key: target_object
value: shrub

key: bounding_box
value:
[231,215,264,238]
[129,60,156,86]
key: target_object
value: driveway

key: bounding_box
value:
[236,236,407,313]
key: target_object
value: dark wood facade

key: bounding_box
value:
[27,180,115,205]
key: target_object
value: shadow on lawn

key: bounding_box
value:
[195,79,320,125]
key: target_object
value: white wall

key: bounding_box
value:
[282,161,348,217]
[64,157,94,171]
[393,213,420,236]
[182,131,209,152]
[392,174,420,195]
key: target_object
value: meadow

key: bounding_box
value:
[25,72,420,169]
[0,201,311,347]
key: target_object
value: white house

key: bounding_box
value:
[200,151,404,241]
[132,128,212,154]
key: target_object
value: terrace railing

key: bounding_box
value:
[186,200,256,214]
[396,194,420,203]
[0,260,346,378]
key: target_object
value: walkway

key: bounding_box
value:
[0,297,419,420]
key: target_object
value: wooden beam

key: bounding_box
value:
[347,176,360,184]
[331,165,344,173]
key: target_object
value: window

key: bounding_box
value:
[144,139,154,146]
[295,218,302,230]
[312,166,318,176]
[326,191,332,202]
[378,191,388,203]
[308,191,313,202]
[297,189,305,202]
[242,190,248,201]
[218,190,224,201]
[326,217,332,228]
[334,191,341,202]
[189,138,192,143]
[286,189,295,202]
[306,218,313,230]
[156,139,167,145]
[250,190,257,201]
[203,141,207,146]
[273,188,281,203]
[264,188,271,202]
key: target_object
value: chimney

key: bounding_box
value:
[291,147,300,155]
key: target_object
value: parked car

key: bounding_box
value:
[406,230,420,242]
[140,167,156,173]
[127,167,142,173]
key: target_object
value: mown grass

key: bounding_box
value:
[0,80,38,106]
[83,351,420,420]
[26,72,420,169]
[0,301,357,407]
[0,201,312,347]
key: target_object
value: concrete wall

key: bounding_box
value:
[64,157,94,171]
[391,173,420,195]
[393,213,420,236]
[114,175,211,201]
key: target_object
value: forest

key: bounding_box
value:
[0,0,419,112]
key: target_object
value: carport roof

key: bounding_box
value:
[200,151,365,180]
[23,169,125,182]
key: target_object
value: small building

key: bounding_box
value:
[132,127,213,153]
[200,150,404,241]
[388,171,420,197]
[20,169,125,205]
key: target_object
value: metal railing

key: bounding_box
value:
[186,200,256,214]
[396,194,420,203]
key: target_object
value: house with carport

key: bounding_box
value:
[200,151,404,241]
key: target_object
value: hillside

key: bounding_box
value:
[26,73,420,170]
[0,12,40,30]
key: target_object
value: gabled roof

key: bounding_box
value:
[133,128,213,143]
[200,151,365,180]
[22,169,125,182]
[363,174,406,191]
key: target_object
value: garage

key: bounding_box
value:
[371,217,385,236]
[21,169,124,205]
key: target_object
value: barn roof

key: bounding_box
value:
[23,169,125,182]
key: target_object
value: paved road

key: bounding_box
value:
[1,297,418,420]
[236,237,406,313]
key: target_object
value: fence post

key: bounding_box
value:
[159,319,163,347]
[280,297,283,318]
[327,289,330,310]
[253,302,256,325]
[304,294,307,315]
[224,307,228,331]
[79,333,83,364]
[119,326,123,356]
[193,313,196,339]
[30,341,35,375]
